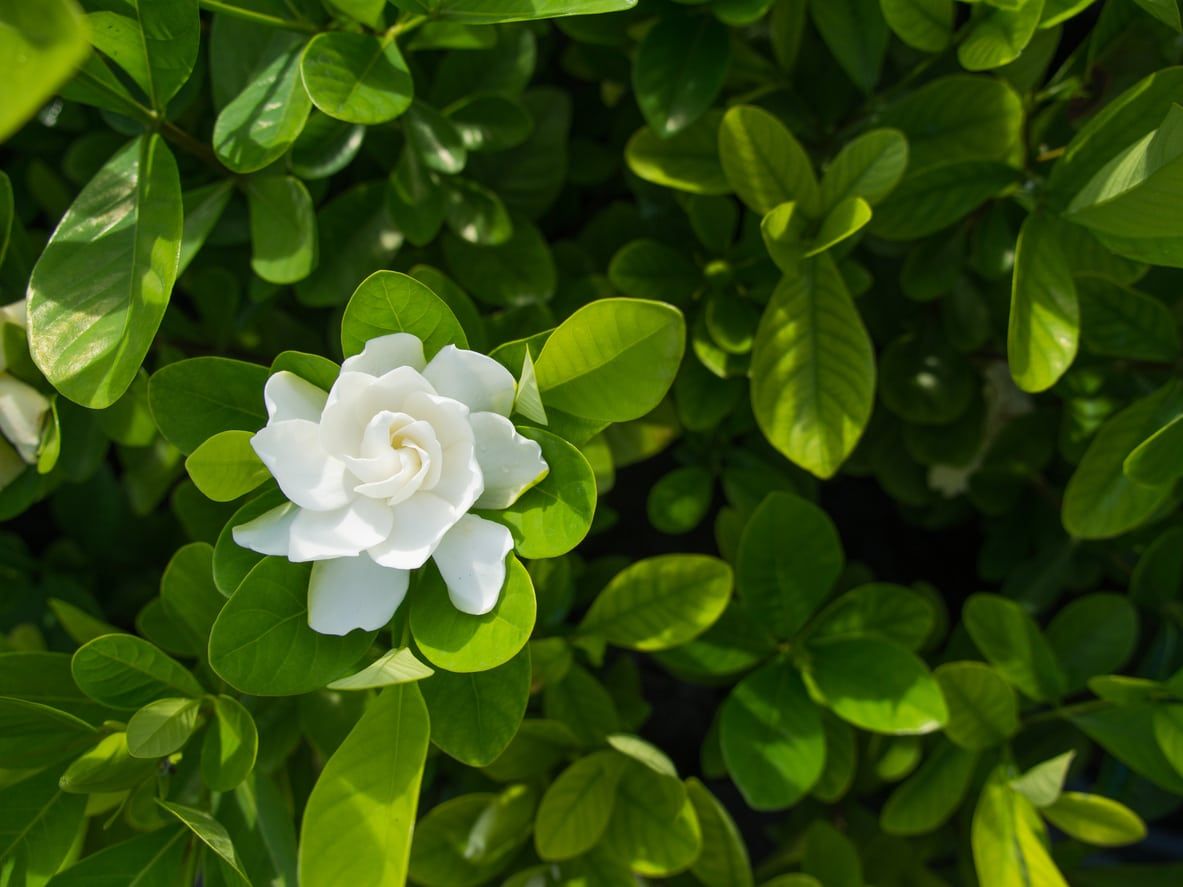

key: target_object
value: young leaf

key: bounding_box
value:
[340,270,467,359]
[85,0,199,110]
[1009,750,1075,808]
[126,697,201,758]
[1043,793,1148,847]
[1008,213,1079,393]
[971,767,1068,887]
[719,105,820,215]
[185,430,269,503]
[328,648,434,690]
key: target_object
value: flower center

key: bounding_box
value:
[345,410,444,505]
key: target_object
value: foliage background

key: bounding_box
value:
[3,0,1183,885]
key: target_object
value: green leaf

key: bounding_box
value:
[803,636,948,734]
[1009,750,1075,808]
[1062,382,1183,539]
[871,161,1018,240]
[403,0,638,24]
[410,556,535,673]
[819,128,909,209]
[718,105,820,216]
[1008,213,1079,393]
[213,34,311,173]
[208,557,375,695]
[72,634,203,710]
[300,31,413,125]
[0,651,116,724]
[245,174,318,285]
[158,801,249,885]
[213,488,285,595]
[633,15,729,138]
[934,661,1018,750]
[1077,274,1180,362]
[958,0,1043,71]
[720,660,825,810]
[0,768,87,885]
[809,583,934,651]
[420,648,530,766]
[737,492,842,639]
[1046,593,1137,691]
[880,0,954,52]
[534,750,627,861]
[535,298,685,423]
[58,731,153,794]
[200,694,258,792]
[443,179,511,245]
[1073,703,1183,793]
[84,0,199,110]
[608,238,703,305]
[810,0,889,93]
[963,593,1067,701]
[298,685,430,886]
[43,827,187,886]
[1125,412,1183,486]
[807,196,872,256]
[971,767,1068,887]
[687,778,753,887]
[179,181,233,274]
[126,696,201,758]
[1133,0,1183,30]
[647,465,713,535]
[0,697,97,768]
[328,648,434,690]
[185,430,269,503]
[750,255,875,478]
[1044,792,1147,847]
[410,789,534,886]
[441,217,556,306]
[27,135,181,409]
[580,555,733,651]
[626,111,731,195]
[881,739,977,836]
[484,428,596,559]
[149,356,268,454]
[340,270,467,359]
[598,763,701,878]
[0,0,88,140]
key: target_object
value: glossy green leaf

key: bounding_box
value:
[608,238,702,305]
[201,694,258,792]
[881,739,977,835]
[185,430,268,503]
[809,583,934,651]
[880,0,954,52]
[687,778,753,887]
[158,801,249,885]
[935,661,1018,750]
[598,763,701,878]
[72,634,203,710]
[298,685,430,886]
[535,750,627,860]
[633,15,729,138]
[626,111,731,195]
[959,0,1043,71]
[85,0,198,110]
[810,0,889,93]
[1008,213,1079,393]
[0,697,97,768]
[300,31,413,125]
[410,788,533,887]
[403,0,638,23]
[963,593,1067,701]
[1009,751,1075,808]
[971,767,1068,887]
[1046,593,1137,691]
[28,135,181,409]
[245,174,317,285]
[126,696,200,758]
[341,270,467,359]
[871,161,1018,240]
[1125,412,1183,486]
[328,648,434,690]
[1044,792,1147,847]
[44,827,187,886]
[441,217,556,306]
[719,105,820,216]
[0,0,90,141]
[0,768,87,885]
[819,128,909,209]
[149,356,268,454]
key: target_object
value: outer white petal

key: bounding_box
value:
[366,492,462,569]
[264,371,327,423]
[0,439,26,491]
[423,345,516,416]
[469,412,549,509]
[251,419,352,511]
[288,498,394,561]
[340,333,426,377]
[231,502,299,556]
[0,374,49,463]
[320,368,435,458]
[308,556,409,636]
[432,514,513,616]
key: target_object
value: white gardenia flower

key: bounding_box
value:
[0,299,50,476]
[232,333,548,636]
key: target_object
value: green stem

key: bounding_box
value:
[388,14,427,39]
[198,0,319,34]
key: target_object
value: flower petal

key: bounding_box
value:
[320,368,435,458]
[264,371,327,423]
[402,391,484,511]
[232,502,299,556]
[308,556,409,636]
[423,345,515,416]
[340,333,426,377]
[288,498,395,561]
[0,374,49,463]
[470,412,549,509]
[432,514,514,615]
[367,492,461,569]
[251,419,353,511]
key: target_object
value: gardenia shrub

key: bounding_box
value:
[3,0,1183,884]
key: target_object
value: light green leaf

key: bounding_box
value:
[208,557,375,695]
[750,255,875,479]
[341,270,467,359]
[1009,750,1075,808]
[720,660,825,810]
[420,648,530,766]
[804,636,948,734]
[963,593,1067,701]
[718,105,820,216]
[404,0,638,24]
[598,764,701,878]
[1044,792,1148,847]
[200,695,258,792]
[1008,212,1079,393]
[881,739,977,836]
[298,685,430,886]
[626,111,731,195]
[580,554,733,651]
[971,767,1068,887]
[959,0,1043,71]
[185,430,268,503]
[807,196,872,256]
[410,789,534,886]
[158,801,249,885]
[535,298,685,423]
[410,557,535,673]
[85,0,198,110]
[809,583,934,651]
[245,174,318,285]
[328,648,434,691]
[43,827,187,886]
[819,128,909,209]
[28,135,181,409]
[534,750,627,861]
[0,697,97,768]
[935,661,1019,750]
[880,0,954,52]
[687,778,753,887]
[126,697,200,758]
[0,0,90,141]
[213,488,285,595]
[300,31,413,125]
[72,634,203,710]
[633,15,729,137]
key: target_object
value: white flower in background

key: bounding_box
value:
[0,299,50,486]
[233,334,548,636]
